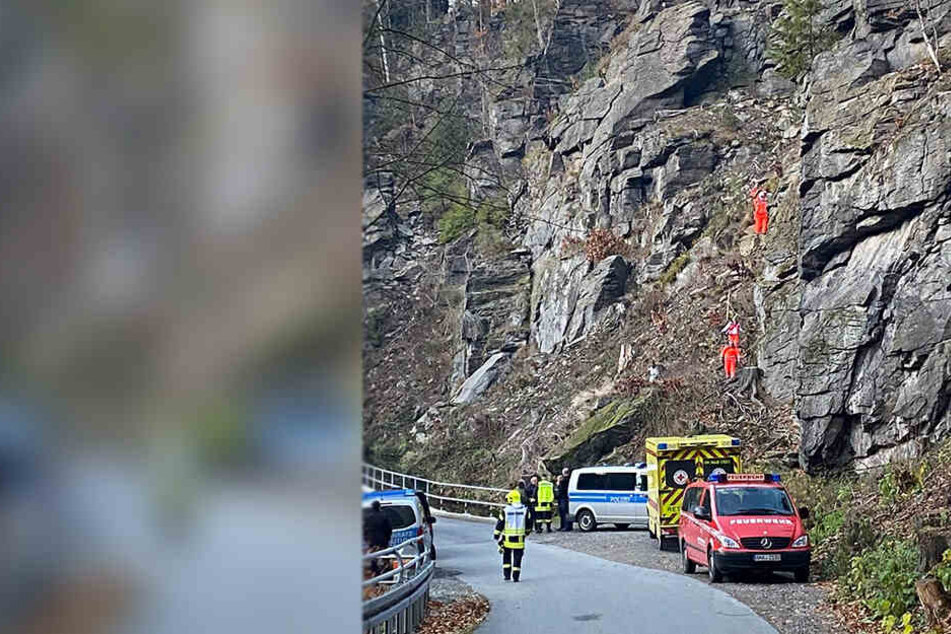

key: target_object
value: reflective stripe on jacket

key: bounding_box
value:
[535,481,554,511]
[495,504,527,549]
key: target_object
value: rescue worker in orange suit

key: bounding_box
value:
[494,489,530,581]
[722,319,740,346]
[721,343,740,379]
[751,185,769,234]
[534,477,554,533]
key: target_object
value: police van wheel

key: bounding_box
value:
[577,510,596,532]
[681,541,696,574]
[707,549,723,583]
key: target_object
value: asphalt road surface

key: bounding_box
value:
[437,517,778,634]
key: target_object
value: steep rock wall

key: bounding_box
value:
[756,12,951,471]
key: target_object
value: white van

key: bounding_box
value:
[568,464,649,531]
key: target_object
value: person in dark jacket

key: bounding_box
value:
[525,475,538,530]
[517,479,533,529]
[556,468,572,531]
[364,500,393,575]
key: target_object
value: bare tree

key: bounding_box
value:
[915,0,942,72]
[376,0,392,82]
[530,0,546,49]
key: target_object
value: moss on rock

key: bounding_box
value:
[546,390,657,468]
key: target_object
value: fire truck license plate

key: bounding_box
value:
[753,554,781,562]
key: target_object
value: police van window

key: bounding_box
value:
[605,473,637,491]
[577,473,606,490]
[637,474,648,491]
[363,505,417,530]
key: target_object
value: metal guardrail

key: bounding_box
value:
[362,463,507,515]
[362,463,507,633]
[363,534,434,633]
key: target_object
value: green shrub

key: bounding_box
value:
[878,461,927,504]
[475,196,510,228]
[826,513,877,579]
[438,203,477,243]
[838,537,920,620]
[502,0,556,59]
[766,0,838,79]
[810,508,845,547]
[933,549,951,593]
[437,195,511,244]
[658,252,691,285]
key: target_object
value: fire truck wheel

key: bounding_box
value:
[794,566,810,583]
[681,541,696,574]
[577,510,596,532]
[707,548,723,583]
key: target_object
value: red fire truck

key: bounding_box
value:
[678,473,811,582]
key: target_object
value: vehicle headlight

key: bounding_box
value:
[792,535,809,548]
[719,535,740,549]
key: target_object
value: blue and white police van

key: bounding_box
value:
[362,488,436,559]
[568,464,649,531]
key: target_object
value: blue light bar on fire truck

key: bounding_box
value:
[707,473,781,483]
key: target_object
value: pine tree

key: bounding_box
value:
[767,0,837,79]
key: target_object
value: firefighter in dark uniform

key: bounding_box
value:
[494,489,530,581]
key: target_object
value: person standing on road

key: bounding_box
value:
[494,488,529,582]
[516,479,531,529]
[526,475,538,531]
[555,473,571,531]
[364,500,393,576]
[535,477,554,532]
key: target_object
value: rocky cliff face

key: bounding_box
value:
[364,0,951,478]
[757,9,951,470]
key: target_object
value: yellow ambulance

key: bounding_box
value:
[645,435,742,551]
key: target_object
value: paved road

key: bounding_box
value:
[437,518,778,634]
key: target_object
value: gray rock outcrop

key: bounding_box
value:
[756,28,951,471]
[451,352,511,404]
[524,1,727,352]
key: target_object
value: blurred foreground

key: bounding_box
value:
[0,1,360,632]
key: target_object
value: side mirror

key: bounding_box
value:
[429,516,437,524]
[693,506,711,521]
[798,507,810,520]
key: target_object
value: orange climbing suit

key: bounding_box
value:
[751,187,769,234]
[721,345,740,378]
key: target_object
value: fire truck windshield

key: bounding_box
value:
[714,487,795,516]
